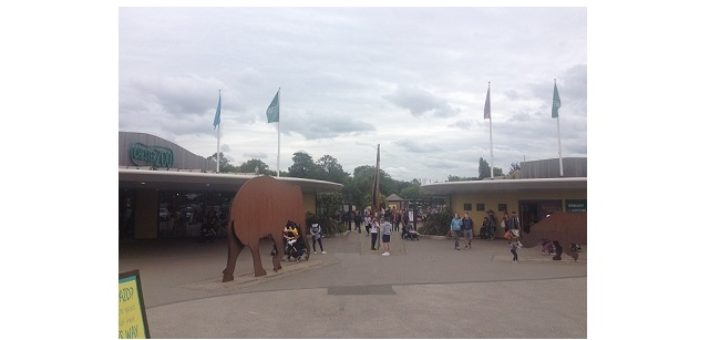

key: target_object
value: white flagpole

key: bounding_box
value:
[216,89,221,174]
[488,82,494,179]
[555,79,564,177]
[277,87,281,178]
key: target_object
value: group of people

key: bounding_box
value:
[449,210,524,262]
[276,218,328,262]
[450,212,476,250]
[363,213,393,256]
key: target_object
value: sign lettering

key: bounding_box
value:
[119,271,150,339]
[129,143,174,168]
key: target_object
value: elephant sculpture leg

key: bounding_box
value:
[247,240,267,277]
[270,231,284,272]
[222,225,245,282]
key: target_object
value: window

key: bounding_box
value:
[476,203,485,211]
[463,203,472,211]
[498,203,507,212]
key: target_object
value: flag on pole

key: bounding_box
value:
[552,81,561,118]
[213,91,222,129]
[483,84,491,119]
[371,144,380,212]
[266,90,280,123]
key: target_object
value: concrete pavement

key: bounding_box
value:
[119,229,587,338]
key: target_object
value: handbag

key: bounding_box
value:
[503,230,512,240]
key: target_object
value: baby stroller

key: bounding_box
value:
[284,236,307,261]
[401,226,419,241]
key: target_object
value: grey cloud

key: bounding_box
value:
[221,144,231,152]
[384,86,460,117]
[395,139,442,153]
[120,8,586,182]
[128,75,226,115]
[243,152,268,159]
[505,90,521,100]
[510,112,532,122]
[529,64,586,114]
[449,119,481,130]
[566,143,587,155]
[282,111,375,140]
[424,160,458,170]
[119,74,257,138]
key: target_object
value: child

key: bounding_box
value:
[380,216,392,256]
[370,217,379,250]
[510,237,522,263]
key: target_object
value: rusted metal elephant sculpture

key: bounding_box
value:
[222,176,308,282]
[521,212,587,261]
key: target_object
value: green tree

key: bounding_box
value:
[207,152,239,173]
[399,184,427,201]
[448,175,477,182]
[238,159,273,175]
[344,165,396,209]
[316,155,350,184]
[478,157,504,179]
[288,151,322,179]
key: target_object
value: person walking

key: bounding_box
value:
[365,214,372,236]
[486,210,497,240]
[462,212,474,249]
[309,218,326,254]
[501,212,509,233]
[354,212,363,234]
[370,217,379,250]
[508,211,521,237]
[381,215,393,256]
[510,232,522,263]
[450,213,463,250]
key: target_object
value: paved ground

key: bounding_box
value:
[119,229,587,338]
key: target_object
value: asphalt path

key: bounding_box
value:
[119,229,587,338]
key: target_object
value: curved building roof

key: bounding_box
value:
[118,131,343,193]
[422,177,586,195]
[119,168,343,193]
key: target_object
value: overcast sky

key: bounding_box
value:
[119,7,586,182]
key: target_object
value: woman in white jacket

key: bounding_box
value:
[309,218,326,254]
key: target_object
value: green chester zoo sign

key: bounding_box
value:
[129,143,174,168]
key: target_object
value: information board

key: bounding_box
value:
[119,270,150,338]
[565,199,587,212]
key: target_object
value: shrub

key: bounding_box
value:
[418,208,453,236]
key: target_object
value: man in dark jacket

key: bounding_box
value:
[462,212,474,249]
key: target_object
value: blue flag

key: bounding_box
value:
[552,81,561,118]
[213,91,222,129]
[266,90,280,123]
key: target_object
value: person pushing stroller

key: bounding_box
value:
[283,221,306,261]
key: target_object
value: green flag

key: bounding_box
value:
[552,81,561,118]
[266,90,279,123]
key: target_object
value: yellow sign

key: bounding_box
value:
[119,271,150,338]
